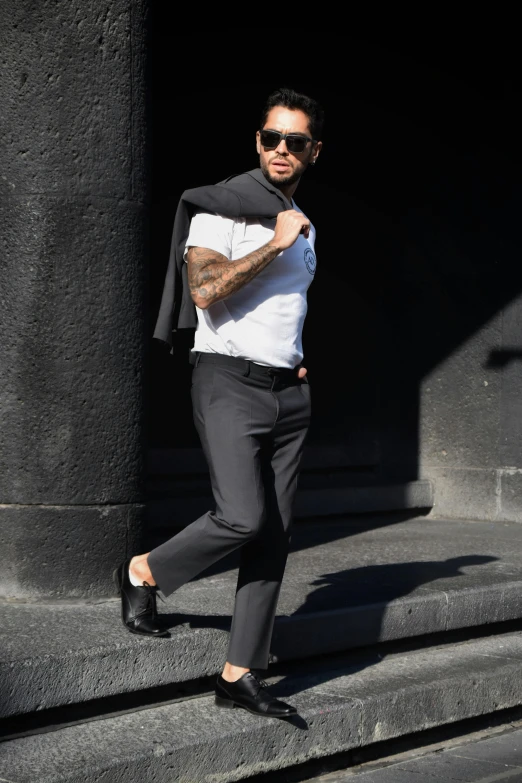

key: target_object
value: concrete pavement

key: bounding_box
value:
[311,723,522,782]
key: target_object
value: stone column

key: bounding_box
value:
[0,1,150,598]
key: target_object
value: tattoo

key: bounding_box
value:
[187,242,281,307]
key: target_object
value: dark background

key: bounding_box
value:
[147,21,522,485]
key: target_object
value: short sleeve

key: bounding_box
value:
[184,211,236,262]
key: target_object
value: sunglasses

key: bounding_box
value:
[259,129,315,154]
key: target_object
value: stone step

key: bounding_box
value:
[145,481,434,532]
[145,446,434,527]
[4,628,522,782]
[2,516,522,719]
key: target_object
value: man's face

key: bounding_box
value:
[256,107,321,190]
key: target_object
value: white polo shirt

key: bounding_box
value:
[184,205,316,368]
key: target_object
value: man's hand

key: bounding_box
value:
[297,366,307,379]
[270,210,311,251]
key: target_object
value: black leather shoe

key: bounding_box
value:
[215,672,297,717]
[113,559,169,637]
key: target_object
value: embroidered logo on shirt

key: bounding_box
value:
[304,248,316,275]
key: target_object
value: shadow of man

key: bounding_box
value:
[158,553,498,705]
[268,554,498,699]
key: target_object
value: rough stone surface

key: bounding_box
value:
[271,593,447,662]
[445,581,522,630]
[420,315,502,472]
[0,1,148,199]
[0,504,143,599]
[446,727,522,767]
[425,466,522,523]
[499,297,522,469]
[352,733,522,782]
[421,466,499,521]
[419,298,522,523]
[499,470,522,522]
[307,632,522,747]
[0,196,147,505]
[0,0,150,598]
[0,687,359,783]
[293,483,434,517]
[0,604,229,719]
[4,630,522,782]
[3,516,522,717]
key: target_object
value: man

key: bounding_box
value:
[114,87,323,718]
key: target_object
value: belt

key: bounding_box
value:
[192,351,300,382]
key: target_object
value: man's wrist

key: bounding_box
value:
[266,241,283,255]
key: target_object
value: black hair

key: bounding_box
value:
[260,87,325,141]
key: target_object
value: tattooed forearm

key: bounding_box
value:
[187,242,281,309]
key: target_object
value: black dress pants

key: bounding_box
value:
[147,351,311,669]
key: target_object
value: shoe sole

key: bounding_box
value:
[215,696,296,717]
[113,564,169,638]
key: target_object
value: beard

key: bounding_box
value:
[260,157,305,189]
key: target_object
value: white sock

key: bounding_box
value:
[128,564,143,587]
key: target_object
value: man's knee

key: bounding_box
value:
[213,509,266,541]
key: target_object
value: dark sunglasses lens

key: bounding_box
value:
[260,130,281,149]
[286,135,308,153]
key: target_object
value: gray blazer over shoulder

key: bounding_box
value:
[153,168,292,348]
